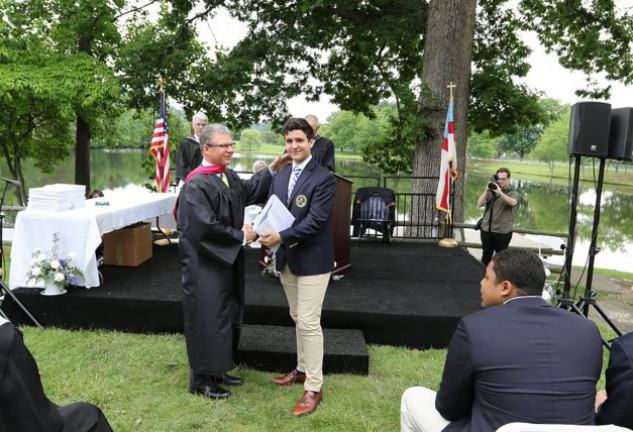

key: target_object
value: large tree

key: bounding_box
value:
[167,0,633,225]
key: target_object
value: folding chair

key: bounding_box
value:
[496,423,633,432]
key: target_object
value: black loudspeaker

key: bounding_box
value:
[568,101,611,157]
[607,107,633,161]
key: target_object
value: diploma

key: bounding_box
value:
[253,195,295,251]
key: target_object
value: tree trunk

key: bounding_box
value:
[412,0,477,235]
[75,115,91,192]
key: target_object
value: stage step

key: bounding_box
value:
[237,324,369,375]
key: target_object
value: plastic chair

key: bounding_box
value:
[496,423,633,432]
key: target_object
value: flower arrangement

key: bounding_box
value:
[261,248,280,279]
[25,232,83,289]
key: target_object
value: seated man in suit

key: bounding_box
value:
[401,248,603,432]
[0,317,113,431]
[595,331,633,429]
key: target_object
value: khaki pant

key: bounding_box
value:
[280,265,330,392]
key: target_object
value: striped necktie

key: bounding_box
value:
[287,166,302,204]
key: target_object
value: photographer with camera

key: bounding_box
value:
[476,167,518,265]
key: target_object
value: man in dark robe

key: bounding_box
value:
[175,112,208,184]
[177,124,289,400]
[305,114,335,172]
[0,317,113,431]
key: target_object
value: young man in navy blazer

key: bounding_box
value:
[401,248,603,432]
[595,331,633,429]
[259,117,335,417]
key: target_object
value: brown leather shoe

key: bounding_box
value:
[292,390,323,417]
[271,369,306,386]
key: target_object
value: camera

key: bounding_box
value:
[487,174,499,191]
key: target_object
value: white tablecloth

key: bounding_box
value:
[9,193,177,289]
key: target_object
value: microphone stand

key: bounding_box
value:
[0,179,41,327]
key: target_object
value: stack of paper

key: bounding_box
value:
[253,195,295,252]
[27,184,87,211]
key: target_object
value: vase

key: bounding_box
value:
[41,280,67,296]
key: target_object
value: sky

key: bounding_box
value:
[199,5,633,123]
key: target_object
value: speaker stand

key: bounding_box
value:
[558,156,621,347]
[559,155,581,307]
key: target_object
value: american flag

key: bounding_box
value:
[150,90,170,192]
[436,98,458,213]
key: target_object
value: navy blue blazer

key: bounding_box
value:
[436,296,603,432]
[596,332,633,429]
[270,158,335,276]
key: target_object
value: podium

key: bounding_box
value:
[330,173,353,275]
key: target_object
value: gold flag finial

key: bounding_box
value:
[156,77,167,92]
[447,82,456,101]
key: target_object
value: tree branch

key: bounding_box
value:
[114,0,161,21]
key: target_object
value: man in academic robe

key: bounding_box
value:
[177,124,290,400]
[175,112,208,184]
[259,117,336,417]
[304,114,335,172]
[0,317,113,431]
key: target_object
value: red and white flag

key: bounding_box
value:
[436,99,458,212]
[150,90,170,192]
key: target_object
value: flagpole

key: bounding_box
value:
[438,81,458,248]
[151,77,170,193]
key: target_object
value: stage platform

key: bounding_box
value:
[5,240,484,349]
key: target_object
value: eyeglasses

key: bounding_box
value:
[497,177,509,181]
[207,143,236,149]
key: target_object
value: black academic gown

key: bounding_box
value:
[175,136,202,182]
[0,322,112,432]
[311,135,335,172]
[177,168,271,376]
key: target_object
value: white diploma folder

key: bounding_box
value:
[253,195,295,251]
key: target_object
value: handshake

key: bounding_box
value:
[242,224,257,244]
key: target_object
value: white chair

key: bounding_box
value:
[497,423,633,432]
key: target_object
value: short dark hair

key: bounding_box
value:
[282,117,314,140]
[491,249,545,296]
[496,167,511,178]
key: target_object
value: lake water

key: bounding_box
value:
[3,149,632,273]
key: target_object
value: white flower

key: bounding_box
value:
[31,267,41,277]
[34,247,42,254]
[53,272,65,282]
[68,251,77,260]
[50,260,60,269]
[36,253,46,262]
[29,258,38,266]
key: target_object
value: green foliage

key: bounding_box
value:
[497,98,567,159]
[533,107,572,176]
[319,110,381,154]
[238,129,263,152]
[0,0,122,195]
[467,130,501,158]
[95,108,190,149]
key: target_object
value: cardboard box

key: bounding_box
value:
[103,222,153,267]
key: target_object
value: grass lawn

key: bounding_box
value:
[19,323,617,432]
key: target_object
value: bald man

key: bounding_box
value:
[304,115,335,172]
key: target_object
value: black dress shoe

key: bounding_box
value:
[212,373,243,386]
[189,382,231,400]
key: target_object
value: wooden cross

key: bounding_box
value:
[447,82,456,101]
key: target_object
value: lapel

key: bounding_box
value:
[287,159,315,208]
